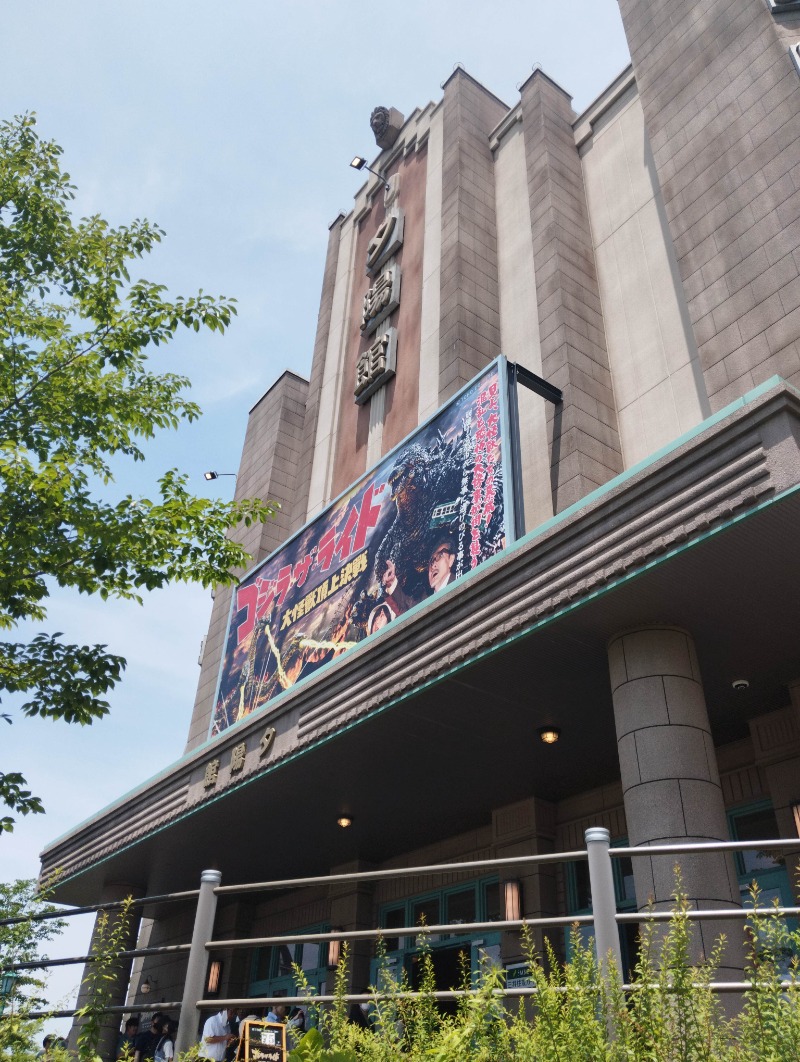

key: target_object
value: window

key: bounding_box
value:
[375,878,501,1015]
[483,882,502,922]
[413,897,440,929]
[380,879,497,951]
[727,801,792,907]
[382,907,405,952]
[249,925,330,999]
[728,801,796,976]
[446,888,476,926]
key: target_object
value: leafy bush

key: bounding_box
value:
[0,879,66,1061]
[285,881,800,1062]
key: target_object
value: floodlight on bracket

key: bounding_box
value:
[350,156,390,190]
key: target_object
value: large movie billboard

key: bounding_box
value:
[210,359,512,737]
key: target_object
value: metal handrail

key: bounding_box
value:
[7,831,800,1050]
[3,942,191,972]
[0,887,200,928]
[214,848,589,895]
[610,838,800,857]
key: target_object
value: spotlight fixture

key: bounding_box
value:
[203,471,237,482]
[337,816,352,828]
[140,975,157,995]
[538,726,560,745]
[349,156,390,189]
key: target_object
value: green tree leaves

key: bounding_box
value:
[0,113,276,828]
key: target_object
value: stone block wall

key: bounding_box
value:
[184,371,309,752]
[617,0,800,408]
[438,69,507,402]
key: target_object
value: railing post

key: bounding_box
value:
[175,869,221,1058]
[585,828,623,982]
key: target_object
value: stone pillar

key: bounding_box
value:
[616,0,800,408]
[68,882,144,1059]
[608,625,743,975]
[492,797,558,962]
[328,862,376,997]
[291,212,345,531]
[519,69,623,514]
[438,68,506,402]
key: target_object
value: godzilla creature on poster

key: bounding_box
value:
[210,361,510,737]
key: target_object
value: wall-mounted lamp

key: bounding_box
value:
[140,976,158,995]
[538,727,561,745]
[337,816,352,829]
[328,933,343,969]
[204,471,237,482]
[206,960,223,996]
[504,881,522,922]
[0,970,17,1016]
[0,970,18,1002]
[349,156,390,190]
[793,802,800,838]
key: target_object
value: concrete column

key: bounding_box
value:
[328,861,376,997]
[519,69,623,514]
[438,68,506,403]
[68,882,144,1059]
[176,869,221,1058]
[608,625,743,975]
[492,797,558,962]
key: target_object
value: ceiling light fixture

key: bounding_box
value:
[538,727,561,745]
[337,816,352,828]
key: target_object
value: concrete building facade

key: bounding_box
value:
[41,1,800,1051]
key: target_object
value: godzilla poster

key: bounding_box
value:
[210,359,511,737]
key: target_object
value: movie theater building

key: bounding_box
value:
[42,0,800,1039]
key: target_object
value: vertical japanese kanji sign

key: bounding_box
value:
[210,359,512,737]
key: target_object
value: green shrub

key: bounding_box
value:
[282,881,800,1062]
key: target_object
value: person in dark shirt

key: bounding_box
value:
[133,1016,164,1062]
[117,1017,139,1059]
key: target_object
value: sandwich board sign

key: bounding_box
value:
[236,1020,286,1062]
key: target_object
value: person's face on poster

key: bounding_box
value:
[428,546,455,591]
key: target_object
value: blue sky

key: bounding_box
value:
[2,0,631,1034]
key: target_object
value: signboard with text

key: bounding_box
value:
[236,1020,286,1062]
[210,359,512,737]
